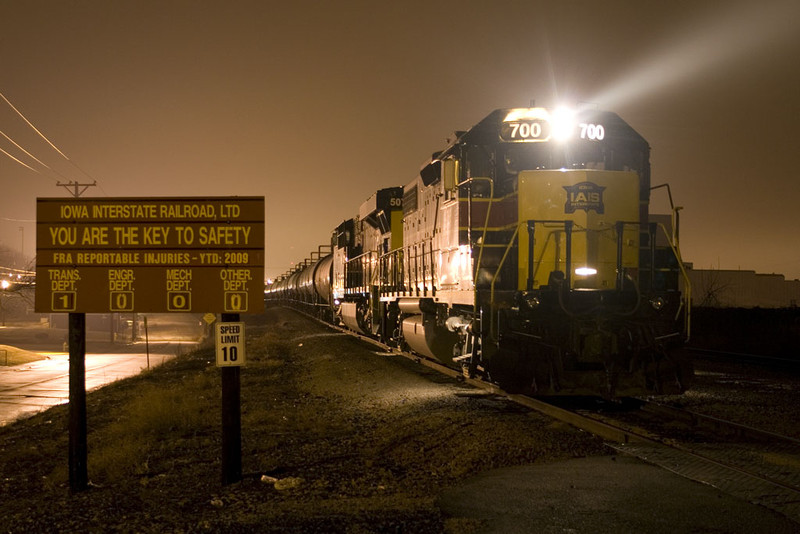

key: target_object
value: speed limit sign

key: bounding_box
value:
[215,322,246,367]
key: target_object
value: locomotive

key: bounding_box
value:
[267,107,691,398]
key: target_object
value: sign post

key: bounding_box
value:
[35,196,264,491]
[217,313,244,484]
[68,312,88,493]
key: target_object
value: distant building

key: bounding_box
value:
[648,213,799,308]
[684,267,800,308]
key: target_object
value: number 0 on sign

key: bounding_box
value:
[215,322,246,367]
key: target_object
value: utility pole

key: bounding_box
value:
[57,180,96,198]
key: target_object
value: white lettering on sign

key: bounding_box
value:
[579,123,605,140]
[509,121,543,139]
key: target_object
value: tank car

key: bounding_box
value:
[267,107,691,398]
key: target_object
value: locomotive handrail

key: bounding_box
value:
[489,222,522,340]
[487,218,692,341]
[344,250,377,295]
[458,176,495,285]
[525,220,575,291]
[378,247,405,295]
[654,222,692,341]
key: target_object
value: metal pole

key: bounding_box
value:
[527,220,535,291]
[68,312,88,493]
[220,312,242,485]
[144,315,150,370]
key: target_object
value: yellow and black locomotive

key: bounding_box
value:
[267,107,691,397]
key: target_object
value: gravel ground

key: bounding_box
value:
[657,359,800,440]
[0,307,606,533]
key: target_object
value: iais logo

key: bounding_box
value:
[563,182,606,214]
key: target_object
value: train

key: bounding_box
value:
[266,106,692,398]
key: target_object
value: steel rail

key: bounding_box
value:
[275,305,800,522]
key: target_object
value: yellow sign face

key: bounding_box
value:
[35,197,265,314]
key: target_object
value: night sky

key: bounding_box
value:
[1,1,799,281]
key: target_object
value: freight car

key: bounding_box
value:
[266,106,691,398]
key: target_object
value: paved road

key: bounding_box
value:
[0,342,195,426]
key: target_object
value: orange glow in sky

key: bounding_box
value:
[1,1,799,280]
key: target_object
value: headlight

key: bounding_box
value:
[550,107,576,141]
[575,267,597,276]
[523,293,540,308]
[650,296,666,311]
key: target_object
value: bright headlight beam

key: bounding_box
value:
[550,107,575,141]
[575,267,597,276]
[590,0,800,108]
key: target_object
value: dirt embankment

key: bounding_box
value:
[0,307,605,533]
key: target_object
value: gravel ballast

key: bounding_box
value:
[0,307,606,532]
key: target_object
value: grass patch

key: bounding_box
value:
[7,312,305,491]
[89,369,218,482]
[0,344,46,366]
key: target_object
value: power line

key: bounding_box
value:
[0,89,70,160]
[0,88,102,188]
[0,129,64,182]
[0,130,61,182]
[0,144,42,175]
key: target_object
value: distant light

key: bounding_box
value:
[1,280,10,289]
[575,267,597,276]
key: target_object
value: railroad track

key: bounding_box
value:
[575,400,800,523]
[287,306,800,524]
[687,346,800,372]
